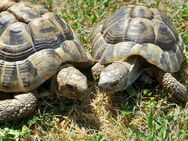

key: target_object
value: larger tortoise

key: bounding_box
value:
[91,5,188,102]
[0,0,92,122]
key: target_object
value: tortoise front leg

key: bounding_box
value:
[52,65,88,100]
[154,69,188,102]
[0,92,37,123]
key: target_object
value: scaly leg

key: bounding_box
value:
[154,68,188,102]
[0,92,37,123]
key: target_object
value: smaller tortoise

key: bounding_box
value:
[91,5,188,102]
[0,1,93,123]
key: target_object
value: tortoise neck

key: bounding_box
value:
[126,56,150,87]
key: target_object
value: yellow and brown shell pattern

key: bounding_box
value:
[0,0,88,92]
[92,5,184,73]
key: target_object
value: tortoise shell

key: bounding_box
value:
[0,0,88,92]
[92,5,184,73]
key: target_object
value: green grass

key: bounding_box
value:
[1,0,188,140]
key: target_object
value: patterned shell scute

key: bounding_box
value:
[0,0,15,11]
[8,2,41,23]
[92,5,184,72]
[0,1,88,92]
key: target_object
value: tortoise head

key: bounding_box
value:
[97,56,149,93]
[98,62,130,93]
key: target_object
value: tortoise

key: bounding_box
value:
[0,0,93,123]
[91,5,188,102]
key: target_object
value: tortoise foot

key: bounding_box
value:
[0,92,37,123]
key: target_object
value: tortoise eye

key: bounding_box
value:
[110,81,119,87]
[66,84,77,92]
